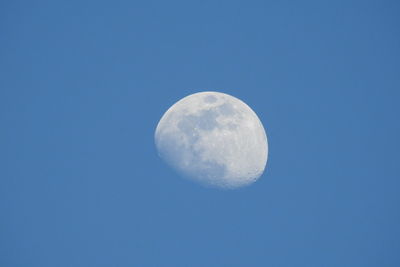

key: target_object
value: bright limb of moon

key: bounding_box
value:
[155,91,268,189]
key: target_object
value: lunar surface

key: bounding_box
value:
[155,91,268,189]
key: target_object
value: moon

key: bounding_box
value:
[155,91,268,189]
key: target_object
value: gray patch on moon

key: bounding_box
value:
[177,109,219,134]
[217,102,235,116]
[177,102,238,135]
[204,95,217,103]
[226,123,238,130]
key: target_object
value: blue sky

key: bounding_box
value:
[1,1,399,266]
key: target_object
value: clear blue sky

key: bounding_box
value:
[1,1,399,266]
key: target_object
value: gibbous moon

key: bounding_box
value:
[155,91,268,189]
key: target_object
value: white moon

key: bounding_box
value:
[155,91,268,189]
